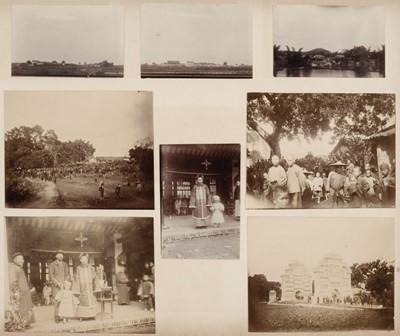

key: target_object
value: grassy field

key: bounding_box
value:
[7,173,153,209]
[249,303,394,332]
[55,173,153,209]
[141,65,252,78]
[12,63,123,77]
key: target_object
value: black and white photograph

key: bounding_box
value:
[248,217,394,332]
[247,93,395,209]
[11,5,124,77]
[141,4,252,78]
[161,144,240,259]
[4,217,155,333]
[5,91,154,209]
[273,5,385,77]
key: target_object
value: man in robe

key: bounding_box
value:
[286,155,306,208]
[49,250,70,323]
[8,252,35,328]
[72,253,98,320]
[189,175,212,228]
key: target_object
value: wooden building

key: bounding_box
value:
[6,217,154,299]
[160,144,240,216]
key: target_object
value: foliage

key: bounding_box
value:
[247,93,395,157]
[128,137,154,182]
[5,125,95,170]
[351,259,394,307]
[59,140,95,165]
[5,177,40,204]
[5,288,27,332]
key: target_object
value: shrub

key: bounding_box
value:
[5,178,39,204]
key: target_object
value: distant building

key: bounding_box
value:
[281,260,312,301]
[313,253,352,301]
[364,122,395,176]
[281,253,353,302]
[166,60,181,65]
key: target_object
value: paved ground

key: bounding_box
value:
[162,232,240,259]
[162,214,240,238]
[27,301,155,333]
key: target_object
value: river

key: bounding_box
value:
[275,68,384,78]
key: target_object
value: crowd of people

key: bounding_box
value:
[7,250,155,330]
[251,154,395,209]
[7,161,145,201]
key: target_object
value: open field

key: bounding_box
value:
[249,303,394,332]
[7,173,153,209]
[12,63,123,77]
[141,65,252,78]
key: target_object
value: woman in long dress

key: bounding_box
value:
[116,267,130,305]
[189,175,212,228]
[72,253,98,320]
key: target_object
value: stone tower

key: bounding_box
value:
[313,253,352,302]
[281,260,312,301]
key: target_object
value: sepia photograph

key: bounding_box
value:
[4,91,154,209]
[141,4,252,78]
[248,217,394,332]
[4,217,155,333]
[247,93,395,209]
[11,5,124,77]
[160,144,240,259]
[273,6,385,78]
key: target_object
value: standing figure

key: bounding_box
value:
[49,250,70,323]
[8,253,35,328]
[116,267,130,305]
[267,155,287,188]
[286,155,306,208]
[55,280,79,323]
[312,172,324,204]
[142,275,154,312]
[115,183,121,199]
[210,195,225,227]
[72,253,98,321]
[99,180,105,199]
[233,180,241,220]
[189,175,212,228]
[378,162,395,207]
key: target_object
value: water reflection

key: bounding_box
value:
[276,68,384,78]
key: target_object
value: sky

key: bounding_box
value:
[12,5,124,64]
[248,129,337,161]
[141,4,253,65]
[248,217,394,282]
[4,91,153,157]
[274,5,385,52]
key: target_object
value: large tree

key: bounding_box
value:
[59,139,95,165]
[128,137,154,182]
[351,259,394,307]
[5,125,95,170]
[247,93,395,157]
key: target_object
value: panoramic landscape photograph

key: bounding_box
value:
[273,5,385,77]
[4,91,154,209]
[141,3,252,78]
[247,93,395,209]
[11,5,124,77]
[248,217,394,332]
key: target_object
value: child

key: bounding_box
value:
[210,195,225,227]
[115,183,121,199]
[272,186,290,209]
[55,281,80,323]
[142,275,154,312]
[312,172,324,204]
[267,155,287,188]
[43,282,52,305]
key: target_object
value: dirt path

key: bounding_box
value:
[25,179,59,208]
